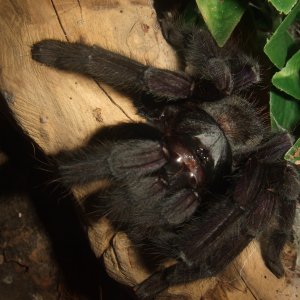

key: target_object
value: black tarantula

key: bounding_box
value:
[31,14,300,300]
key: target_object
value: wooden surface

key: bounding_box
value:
[0,0,299,299]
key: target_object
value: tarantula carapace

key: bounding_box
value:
[31,15,300,300]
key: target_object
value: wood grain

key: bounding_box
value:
[0,0,299,299]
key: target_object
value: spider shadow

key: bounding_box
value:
[0,91,135,300]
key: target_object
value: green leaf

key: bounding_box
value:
[270,90,300,131]
[272,50,300,100]
[196,0,247,46]
[284,137,300,164]
[264,1,300,68]
[268,0,298,14]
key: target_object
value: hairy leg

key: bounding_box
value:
[259,221,293,278]
[31,40,193,101]
[237,136,299,277]
[84,176,199,227]
[135,231,252,300]
[259,164,299,277]
[159,16,260,95]
[56,139,167,187]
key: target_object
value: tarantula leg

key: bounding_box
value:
[57,139,167,186]
[259,164,299,278]
[31,40,193,100]
[159,16,260,95]
[158,14,188,50]
[159,190,199,225]
[125,176,199,226]
[260,230,289,278]
[135,233,252,300]
[84,175,198,227]
[107,140,168,178]
[259,198,296,278]
[84,176,167,223]
[135,196,258,298]
[243,140,299,277]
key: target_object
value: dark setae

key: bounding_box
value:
[31,14,300,300]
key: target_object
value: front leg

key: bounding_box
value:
[31,40,193,101]
[57,138,168,187]
[84,175,199,228]
[58,134,199,225]
[135,232,252,300]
